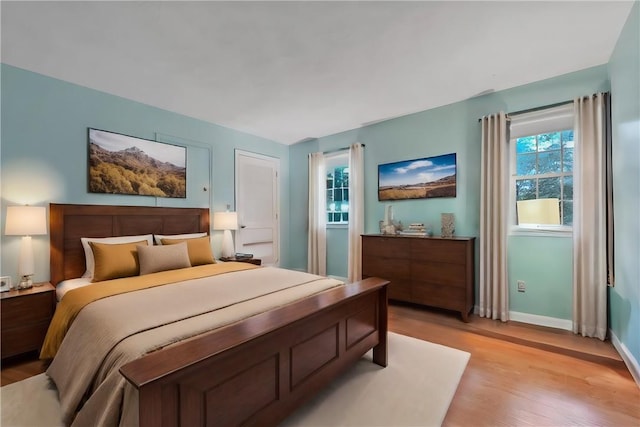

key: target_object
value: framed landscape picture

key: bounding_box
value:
[378,153,456,201]
[88,128,186,198]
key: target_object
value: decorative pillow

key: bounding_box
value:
[89,240,148,282]
[154,232,207,245]
[137,242,191,275]
[81,234,154,278]
[161,236,215,266]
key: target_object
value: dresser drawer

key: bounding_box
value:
[363,257,411,280]
[412,282,466,312]
[362,237,410,258]
[411,261,467,287]
[1,292,54,325]
[411,239,468,264]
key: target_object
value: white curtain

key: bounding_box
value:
[308,152,327,276]
[348,143,365,283]
[479,112,510,321]
[572,93,610,340]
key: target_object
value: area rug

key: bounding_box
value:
[1,332,469,427]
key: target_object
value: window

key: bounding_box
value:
[325,153,349,225]
[509,104,574,234]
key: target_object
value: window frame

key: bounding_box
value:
[508,104,574,237]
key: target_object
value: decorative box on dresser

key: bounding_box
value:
[1,283,56,359]
[362,234,475,322]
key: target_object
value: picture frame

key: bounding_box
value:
[88,128,187,198]
[0,276,12,292]
[378,153,457,201]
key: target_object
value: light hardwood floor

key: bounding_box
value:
[389,303,640,427]
[2,303,639,426]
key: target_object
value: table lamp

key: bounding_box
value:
[213,210,238,258]
[4,205,47,289]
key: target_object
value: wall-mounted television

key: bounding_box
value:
[378,153,456,201]
[88,128,186,198]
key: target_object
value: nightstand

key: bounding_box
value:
[220,257,262,266]
[1,283,56,359]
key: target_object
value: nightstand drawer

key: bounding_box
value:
[1,292,54,324]
[1,321,50,358]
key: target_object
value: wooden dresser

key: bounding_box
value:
[362,234,475,321]
[1,283,56,359]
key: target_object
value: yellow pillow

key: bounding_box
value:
[161,236,215,266]
[89,240,148,282]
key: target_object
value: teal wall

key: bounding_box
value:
[0,64,291,282]
[289,65,610,323]
[608,1,640,373]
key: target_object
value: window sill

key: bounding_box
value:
[327,223,348,229]
[509,225,572,238]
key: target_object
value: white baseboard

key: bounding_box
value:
[473,306,573,331]
[508,311,573,331]
[610,330,640,388]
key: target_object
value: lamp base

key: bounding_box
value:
[17,275,33,290]
[221,229,236,259]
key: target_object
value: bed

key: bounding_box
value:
[47,203,389,427]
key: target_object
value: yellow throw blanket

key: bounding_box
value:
[40,262,257,359]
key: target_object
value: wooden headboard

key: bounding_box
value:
[49,203,210,286]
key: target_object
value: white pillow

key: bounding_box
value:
[80,234,154,278]
[154,232,207,245]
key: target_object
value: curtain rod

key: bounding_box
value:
[477,93,609,123]
[477,99,573,122]
[322,143,366,155]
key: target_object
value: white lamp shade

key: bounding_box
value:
[5,206,47,236]
[213,211,238,230]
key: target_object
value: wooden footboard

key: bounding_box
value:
[120,277,388,427]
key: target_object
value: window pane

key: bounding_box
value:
[335,173,343,188]
[538,132,561,151]
[562,201,573,226]
[538,150,562,173]
[333,213,341,222]
[561,130,574,148]
[326,172,333,189]
[516,136,536,154]
[327,189,334,203]
[334,189,343,202]
[563,147,574,172]
[538,177,561,199]
[563,176,573,200]
[516,179,536,200]
[516,153,537,175]
[327,213,332,223]
[342,213,349,222]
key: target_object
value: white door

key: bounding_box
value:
[235,150,280,266]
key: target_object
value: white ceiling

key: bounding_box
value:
[1,1,634,145]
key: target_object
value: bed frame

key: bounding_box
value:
[49,203,389,427]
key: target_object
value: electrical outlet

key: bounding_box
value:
[517,280,526,292]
